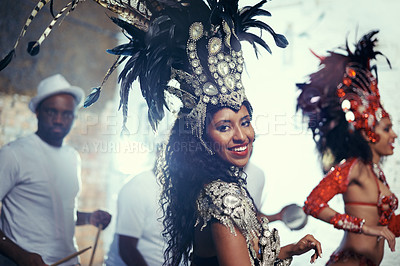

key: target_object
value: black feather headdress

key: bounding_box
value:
[0,0,288,151]
[94,0,288,152]
[296,30,391,168]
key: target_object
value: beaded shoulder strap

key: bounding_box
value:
[196,180,292,266]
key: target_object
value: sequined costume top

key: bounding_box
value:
[195,179,292,266]
[303,158,399,236]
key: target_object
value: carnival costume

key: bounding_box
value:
[195,168,292,266]
[304,158,399,265]
[0,0,294,265]
[297,31,399,265]
[97,1,288,265]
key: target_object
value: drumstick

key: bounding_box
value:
[88,223,103,266]
[50,246,92,266]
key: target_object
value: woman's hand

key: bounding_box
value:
[290,234,322,263]
[362,224,396,251]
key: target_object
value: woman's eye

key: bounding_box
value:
[242,120,251,127]
[217,125,230,132]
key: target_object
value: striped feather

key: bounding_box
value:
[27,0,79,56]
[0,0,51,71]
[14,0,50,50]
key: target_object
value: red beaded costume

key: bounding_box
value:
[327,249,376,266]
[303,158,399,235]
[297,30,399,265]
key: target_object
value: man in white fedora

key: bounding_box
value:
[0,74,111,265]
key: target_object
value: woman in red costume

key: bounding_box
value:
[297,30,399,266]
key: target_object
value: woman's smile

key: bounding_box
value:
[228,144,249,156]
[207,105,255,168]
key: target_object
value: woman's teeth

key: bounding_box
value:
[233,146,247,152]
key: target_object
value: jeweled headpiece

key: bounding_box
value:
[297,31,391,148]
[337,60,389,143]
[91,0,288,153]
[0,0,288,152]
[167,20,249,149]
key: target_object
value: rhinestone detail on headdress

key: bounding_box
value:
[337,63,389,143]
[168,21,247,152]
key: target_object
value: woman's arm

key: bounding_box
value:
[362,223,396,251]
[211,222,323,265]
[211,222,253,266]
[304,159,365,232]
[304,159,355,218]
[197,181,261,266]
[304,159,396,251]
[278,234,322,264]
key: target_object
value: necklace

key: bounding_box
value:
[372,162,388,186]
[226,165,247,185]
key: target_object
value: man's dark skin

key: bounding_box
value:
[0,93,111,265]
[119,235,149,265]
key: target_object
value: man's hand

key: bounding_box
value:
[16,252,48,266]
[0,231,48,266]
[89,210,112,229]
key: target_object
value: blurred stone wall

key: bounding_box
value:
[0,0,118,107]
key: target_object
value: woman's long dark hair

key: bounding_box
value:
[157,102,253,266]
[296,32,388,171]
[297,55,372,171]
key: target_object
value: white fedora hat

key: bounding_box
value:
[29,74,85,112]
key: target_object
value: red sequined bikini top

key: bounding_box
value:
[345,163,398,225]
[304,158,398,226]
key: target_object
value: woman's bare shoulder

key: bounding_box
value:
[348,159,369,182]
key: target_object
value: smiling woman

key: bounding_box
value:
[51,0,321,265]
[157,98,322,266]
[297,31,400,266]
[369,118,397,159]
[206,104,255,168]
